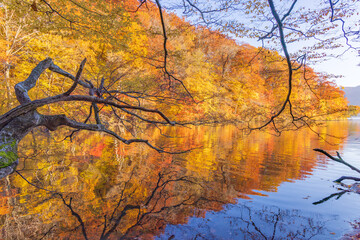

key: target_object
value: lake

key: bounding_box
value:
[1,120,360,239]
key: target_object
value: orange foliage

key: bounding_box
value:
[0,0,350,125]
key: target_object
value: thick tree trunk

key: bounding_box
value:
[0,58,58,178]
[0,110,41,178]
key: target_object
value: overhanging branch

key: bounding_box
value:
[0,58,182,159]
[0,94,175,130]
[250,0,295,131]
[39,114,187,154]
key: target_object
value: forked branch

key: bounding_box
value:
[314,148,360,175]
[313,148,360,205]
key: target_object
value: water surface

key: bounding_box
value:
[1,120,360,239]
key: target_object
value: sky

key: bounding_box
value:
[314,51,360,87]
[240,37,360,87]
[241,37,360,87]
[166,0,360,88]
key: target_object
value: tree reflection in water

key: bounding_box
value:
[3,158,229,239]
[0,123,354,239]
[159,203,332,240]
[4,168,332,240]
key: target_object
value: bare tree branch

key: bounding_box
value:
[328,0,358,51]
[14,58,53,104]
[314,148,360,174]
[63,58,86,96]
[250,0,296,131]
[0,56,189,179]
[154,0,195,101]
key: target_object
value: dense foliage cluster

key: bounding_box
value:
[0,0,352,131]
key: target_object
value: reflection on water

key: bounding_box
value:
[0,121,360,239]
[159,202,334,240]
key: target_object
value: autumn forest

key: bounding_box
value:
[1,0,360,239]
[0,0,352,126]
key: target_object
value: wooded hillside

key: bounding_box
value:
[0,0,349,129]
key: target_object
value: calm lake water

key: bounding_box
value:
[1,120,360,239]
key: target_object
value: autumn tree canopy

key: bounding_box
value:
[0,0,357,178]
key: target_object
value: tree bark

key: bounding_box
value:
[0,111,42,178]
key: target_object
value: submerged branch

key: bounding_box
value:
[313,149,360,205]
[313,190,348,205]
[334,176,360,183]
[313,148,360,175]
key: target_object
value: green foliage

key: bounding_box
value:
[0,140,18,168]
